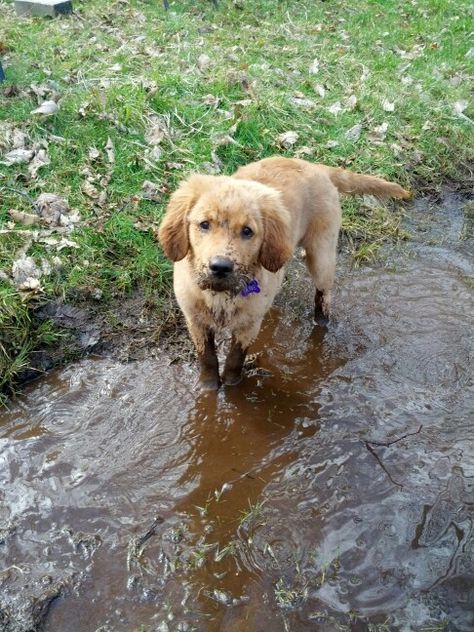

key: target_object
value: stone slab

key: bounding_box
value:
[15,0,73,17]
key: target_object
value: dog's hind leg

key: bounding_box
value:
[302,206,341,326]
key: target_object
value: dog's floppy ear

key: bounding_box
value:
[258,192,293,273]
[158,175,209,261]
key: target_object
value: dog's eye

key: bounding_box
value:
[199,221,210,231]
[241,226,253,239]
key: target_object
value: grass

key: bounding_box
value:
[0,0,473,396]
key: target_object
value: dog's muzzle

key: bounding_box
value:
[199,256,239,292]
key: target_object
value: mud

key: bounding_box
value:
[1,193,473,632]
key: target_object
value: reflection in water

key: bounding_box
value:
[0,195,473,632]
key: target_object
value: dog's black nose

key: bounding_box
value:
[209,256,234,276]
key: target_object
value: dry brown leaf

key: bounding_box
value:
[82,181,100,199]
[328,101,343,115]
[345,124,362,142]
[197,54,211,72]
[142,180,161,201]
[35,193,70,225]
[2,148,34,165]
[8,210,40,226]
[309,58,319,74]
[31,100,59,116]
[202,94,220,107]
[88,147,101,161]
[28,149,50,178]
[277,131,299,149]
[105,137,115,163]
[290,95,316,109]
[382,99,395,112]
[314,84,326,98]
[12,256,42,287]
[345,95,357,110]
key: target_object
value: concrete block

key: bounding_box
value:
[15,0,73,17]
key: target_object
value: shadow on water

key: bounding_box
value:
[1,193,473,632]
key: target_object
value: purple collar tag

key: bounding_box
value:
[240,279,261,297]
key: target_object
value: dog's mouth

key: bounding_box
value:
[196,270,254,295]
[197,274,241,294]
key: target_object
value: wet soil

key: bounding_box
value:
[1,193,473,632]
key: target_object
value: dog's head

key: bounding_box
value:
[158,175,292,293]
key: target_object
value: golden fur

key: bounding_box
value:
[158,156,410,389]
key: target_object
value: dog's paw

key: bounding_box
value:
[222,371,243,387]
[199,373,221,391]
[313,315,329,328]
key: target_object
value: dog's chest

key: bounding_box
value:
[204,293,242,329]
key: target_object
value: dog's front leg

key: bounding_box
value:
[188,323,220,390]
[222,337,247,386]
[222,319,263,386]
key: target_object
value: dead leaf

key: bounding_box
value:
[453,100,468,115]
[382,99,395,112]
[35,193,71,225]
[309,58,320,74]
[368,122,389,143]
[294,146,315,158]
[328,101,343,115]
[211,150,224,173]
[31,100,59,116]
[8,210,40,226]
[12,256,42,287]
[345,124,362,142]
[289,95,316,109]
[345,95,357,111]
[145,116,171,146]
[212,133,239,147]
[142,180,161,201]
[105,137,115,163]
[18,278,42,292]
[202,94,220,107]
[12,129,28,149]
[28,149,50,178]
[82,181,100,199]
[2,148,34,165]
[144,146,162,162]
[88,147,101,161]
[197,54,211,72]
[314,84,326,98]
[277,131,299,149]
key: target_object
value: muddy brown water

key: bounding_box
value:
[1,195,473,632]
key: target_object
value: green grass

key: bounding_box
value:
[0,0,473,395]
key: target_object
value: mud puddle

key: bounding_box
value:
[1,194,473,632]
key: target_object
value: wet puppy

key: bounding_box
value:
[159,156,409,389]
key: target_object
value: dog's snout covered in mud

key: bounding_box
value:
[158,156,409,390]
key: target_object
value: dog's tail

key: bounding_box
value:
[324,166,411,199]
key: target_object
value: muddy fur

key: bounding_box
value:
[158,156,410,389]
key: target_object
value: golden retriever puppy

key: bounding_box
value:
[159,156,409,389]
